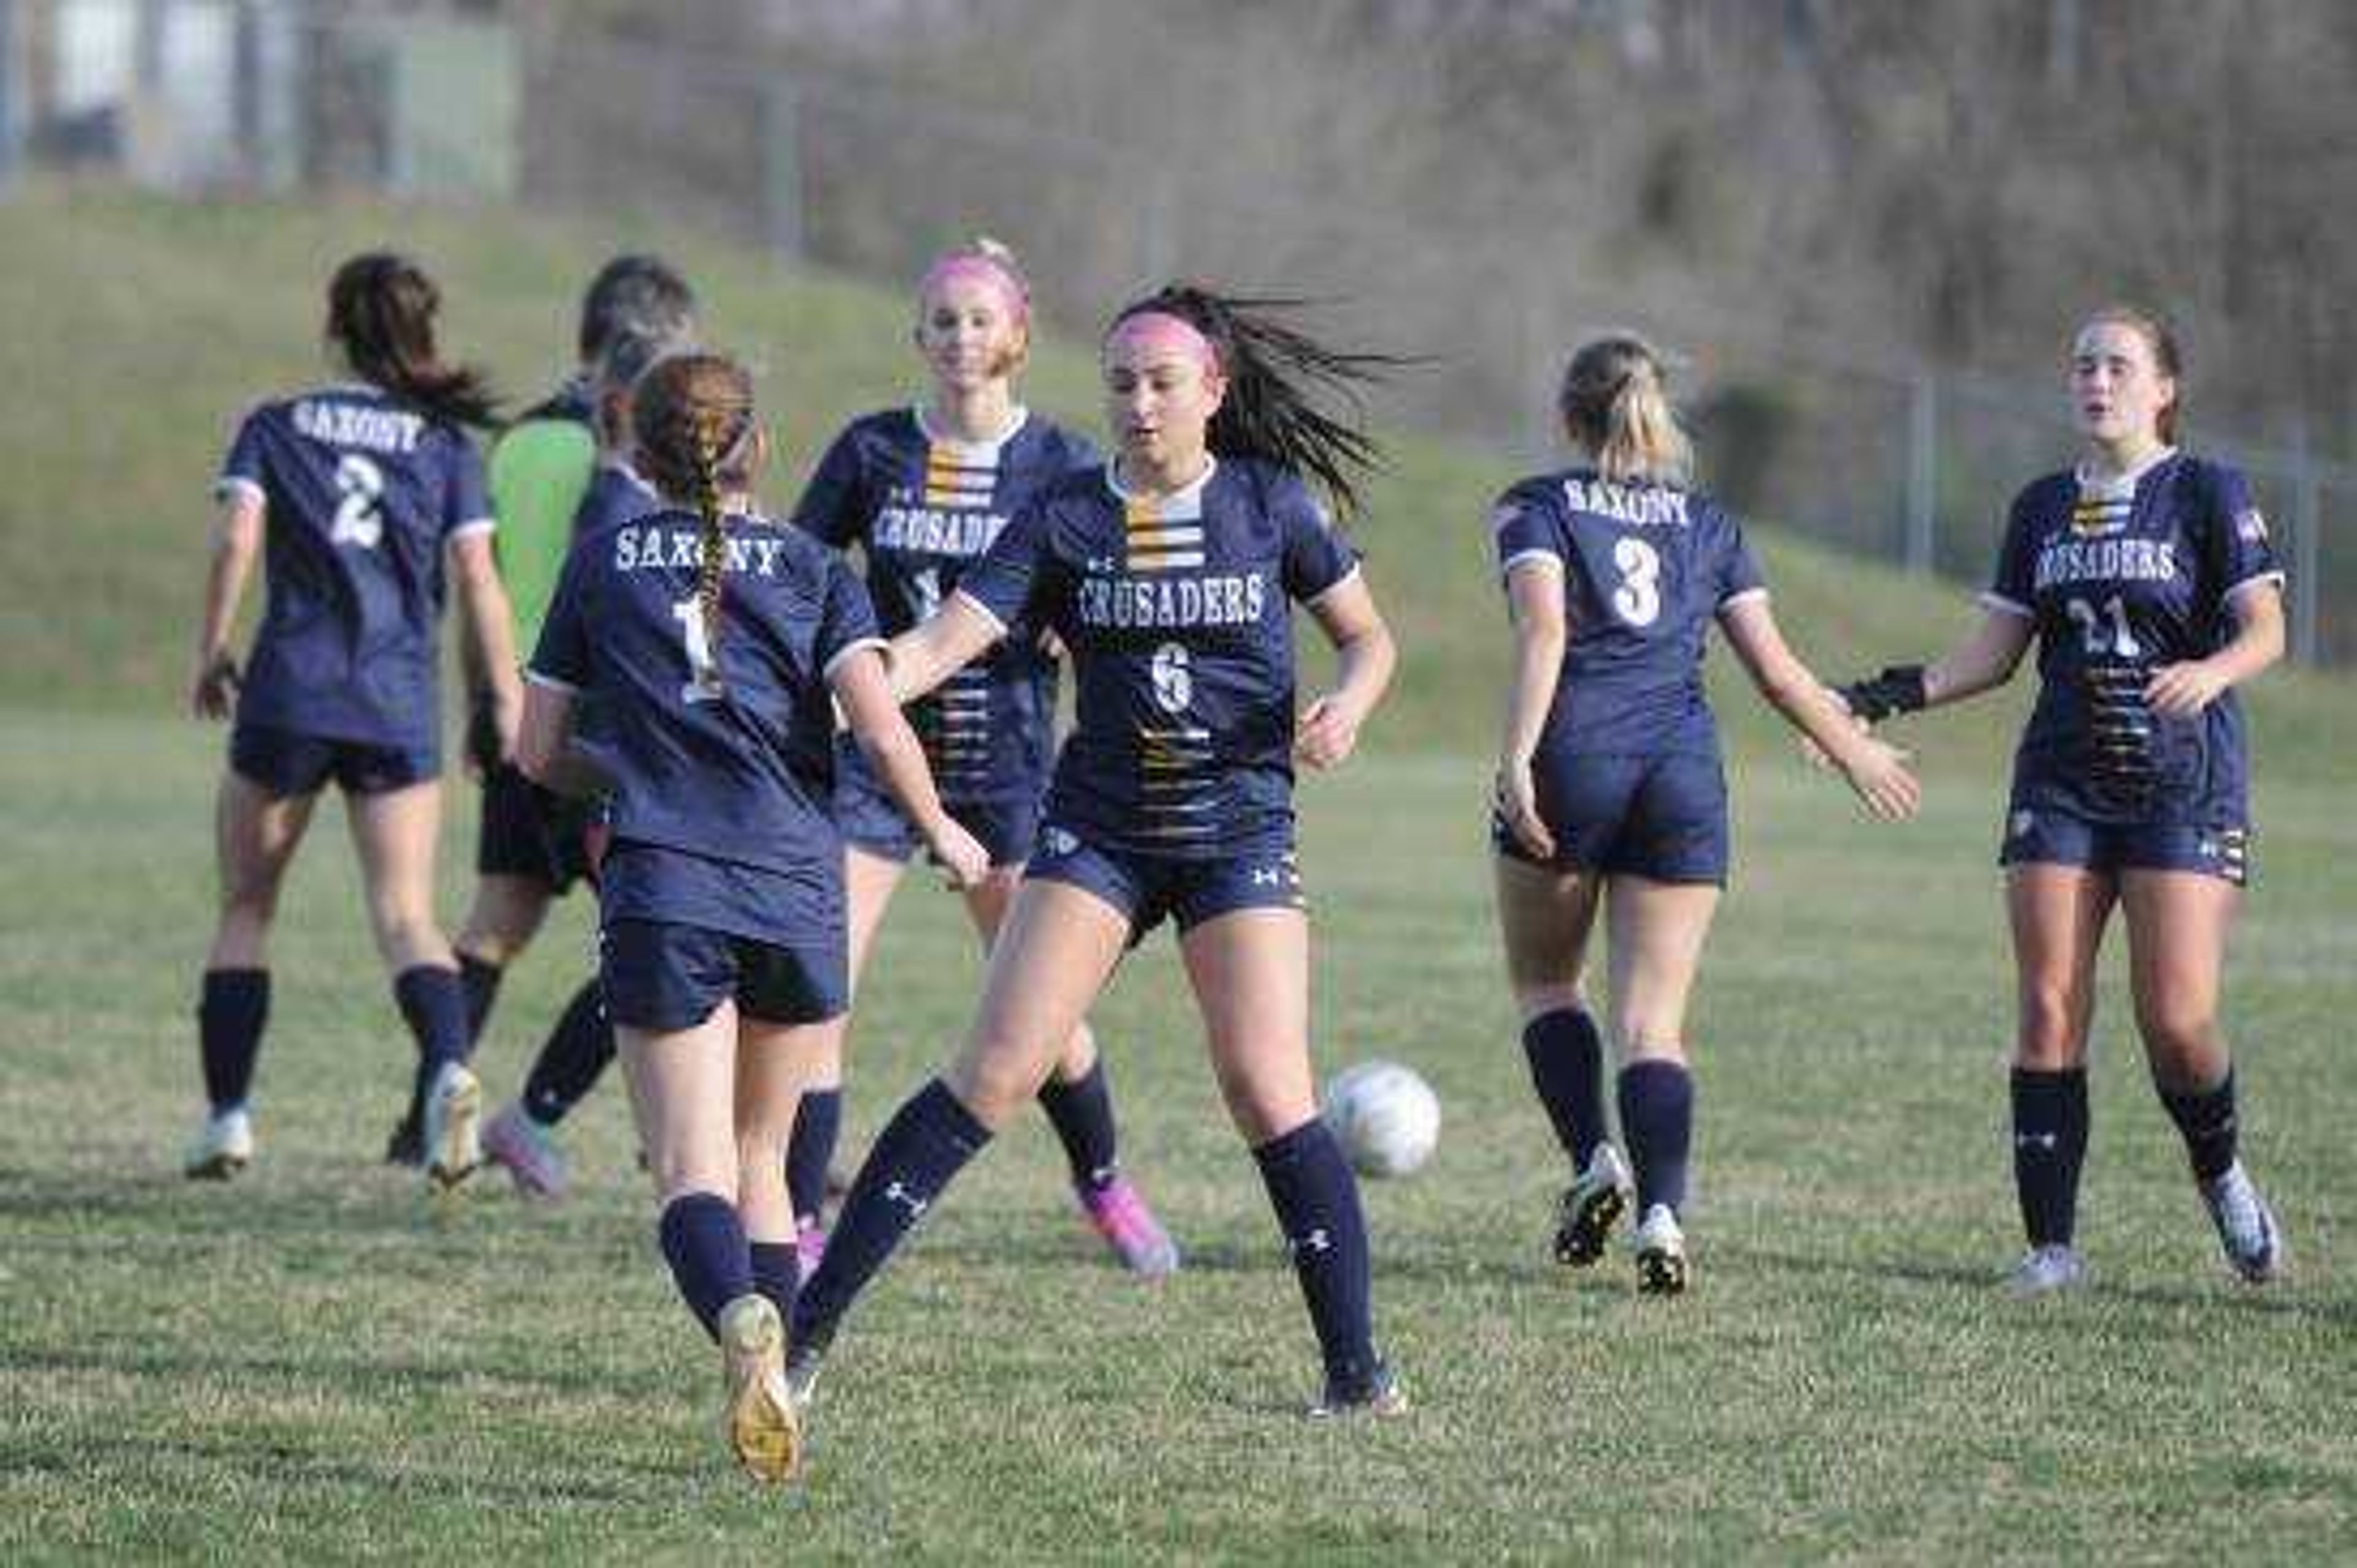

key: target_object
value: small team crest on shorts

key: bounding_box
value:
[1042,825,1080,859]
[2235,508,2269,543]
[2008,809,2035,840]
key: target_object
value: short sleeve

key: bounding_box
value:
[1279,483,1360,602]
[527,537,596,692]
[1713,509,1768,609]
[1981,489,2040,619]
[789,427,874,549]
[954,500,1053,633]
[817,557,886,677]
[1490,486,1561,580]
[443,434,494,541]
[213,406,269,507]
[2199,463,2285,602]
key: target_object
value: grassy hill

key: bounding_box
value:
[4,184,2343,779]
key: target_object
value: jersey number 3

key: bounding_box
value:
[1609,536,1662,627]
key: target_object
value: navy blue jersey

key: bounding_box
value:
[1984,450,2282,824]
[792,408,1096,800]
[1490,469,1766,755]
[956,457,1359,858]
[529,508,883,903]
[574,460,660,539]
[214,383,492,752]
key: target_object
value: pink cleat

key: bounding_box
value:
[1080,1176,1180,1278]
[482,1102,570,1201]
[794,1218,827,1277]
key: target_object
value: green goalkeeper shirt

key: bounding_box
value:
[489,379,598,649]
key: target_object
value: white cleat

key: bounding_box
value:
[1555,1142,1633,1267]
[183,1107,255,1180]
[2200,1161,2284,1284]
[2005,1242,2088,1297]
[1631,1202,1689,1296]
[719,1295,803,1482]
[422,1063,482,1192]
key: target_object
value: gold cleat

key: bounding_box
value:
[718,1295,803,1483]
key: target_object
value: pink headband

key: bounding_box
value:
[917,253,1029,327]
[1105,311,1219,371]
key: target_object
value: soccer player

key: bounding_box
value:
[387,256,695,1191]
[518,352,986,1481]
[788,240,1176,1275]
[1832,306,2287,1294]
[183,252,521,1191]
[789,285,1406,1416]
[1492,334,1919,1294]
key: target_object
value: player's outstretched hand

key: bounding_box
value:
[1840,736,1921,822]
[2146,658,2228,718]
[1493,757,1557,860]
[927,818,991,891]
[188,651,240,721]
[1800,686,1868,771]
[1295,692,1367,771]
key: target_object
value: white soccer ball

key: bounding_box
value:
[1323,1060,1441,1178]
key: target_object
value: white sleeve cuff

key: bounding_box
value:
[446,517,497,541]
[1304,560,1365,607]
[1716,586,1770,612]
[524,668,579,694]
[1977,591,2034,620]
[2226,570,2287,606]
[822,636,888,679]
[213,476,265,506]
[1499,549,1563,579]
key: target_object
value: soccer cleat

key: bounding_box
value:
[383,1108,424,1168]
[1079,1176,1181,1278]
[183,1107,255,1180]
[2005,1243,2088,1297]
[482,1101,569,1201]
[1308,1359,1409,1421]
[1631,1203,1689,1296]
[718,1294,802,1483]
[782,1340,824,1414]
[794,1219,827,1278]
[422,1062,483,1192]
[1554,1142,1633,1267]
[2199,1161,2284,1284]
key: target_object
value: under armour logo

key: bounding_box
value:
[883,1180,930,1221]
[1251,867,1283,887]
[1291,1227,1332,1257]
[2014,1132,2059,1151]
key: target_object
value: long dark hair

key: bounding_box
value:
[325,252,498,430]
[632,352,759,694]
[1109,284,1395,519]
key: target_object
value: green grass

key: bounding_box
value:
[7,185,2357,1561]
[5,713,2356,1562]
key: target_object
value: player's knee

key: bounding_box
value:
[2132,995,2218,1060]
[944,1038,1039,1129]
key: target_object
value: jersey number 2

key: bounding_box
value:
[330,454,384,549]
[671,598,725,704]
[1609,536,1662,627]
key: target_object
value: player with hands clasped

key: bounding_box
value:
[183,252,521,1194]
[787,285,1407,1418]
[1492,334,1917,1294]
[519,353,985,1482]
[1831,306,2288,1296]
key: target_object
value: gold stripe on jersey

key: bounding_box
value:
[923,445,998,510]
[1124,495,1206,573]
[2070,490,2133,538]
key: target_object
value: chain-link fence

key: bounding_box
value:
[7,0,2350,663]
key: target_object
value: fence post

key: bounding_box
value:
[1905,369,1937,573]
[2290,417,2322,667]
[760,74,804,263]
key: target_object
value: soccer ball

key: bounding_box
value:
[1323,1060,1441,1178]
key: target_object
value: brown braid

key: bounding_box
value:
[631,353,758,697]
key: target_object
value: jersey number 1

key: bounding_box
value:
[671,598,725,704]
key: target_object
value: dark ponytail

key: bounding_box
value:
[326,252,498,430]
[1110,285,1398,519]
[632,352,759,695]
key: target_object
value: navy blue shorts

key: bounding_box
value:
[600,919,848,1032]
[475,761,597,894]
[230,723,437,799]
[835,749,1043,869]
[1024,823,1305,944]
[1492,751,1729,886]
[1999,806,2250,887]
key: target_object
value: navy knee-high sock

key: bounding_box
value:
[786,1087,842,1228]
[658,1192,754,1341]
[521,979,615,1127]
[198,968,269,1113]
[749,1240,800,1329]
[394,964,472,1113]
[2011,1067,2089,1247]
[791,1080,991,1351]
[1253,1119,1378,1393]
[1522,1008,1608,1170]
[458,952,503,1042]
[2158,1068,2238,1184]
[1037,1057,1121,1193]
[1617,1059,1694,1215]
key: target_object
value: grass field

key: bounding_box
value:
[6,711,2356,1562]
[6,185,2357,1561]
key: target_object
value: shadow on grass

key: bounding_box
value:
[0,1431,690,1504]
